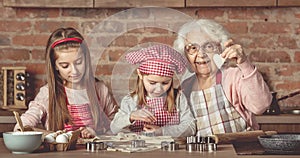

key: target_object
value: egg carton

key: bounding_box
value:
[24,126,81,152]
[43,129,81,152]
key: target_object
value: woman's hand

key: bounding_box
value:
[143,124,162,135]
[130,109,157,123]
[221,39,247,64]
[79,127,96,138]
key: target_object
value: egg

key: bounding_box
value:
[66,131,73,138]
[55,130,64,135]
[48,132,58,137]
[55,133,69,143]
[44,134,55,143]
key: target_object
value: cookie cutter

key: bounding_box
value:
[185,136,217,152]
[131,140,146,148]
[206,143,217,152]
[186,136,196,144]
[141,131,155,137]
[161,141,179,151]
[204,136,215,144]
[186,143,196,152]
[86,141,107,152]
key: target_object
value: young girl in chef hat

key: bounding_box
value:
[14,27,118,138]
[110,44,196,137]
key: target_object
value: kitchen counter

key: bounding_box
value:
[0,138,299,158]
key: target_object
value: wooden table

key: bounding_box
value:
[1,138,299,158]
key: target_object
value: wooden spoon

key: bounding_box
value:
[13,111,24,132]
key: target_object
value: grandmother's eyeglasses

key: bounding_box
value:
[184,41,222,55]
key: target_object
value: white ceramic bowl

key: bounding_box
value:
[3,131,43,154]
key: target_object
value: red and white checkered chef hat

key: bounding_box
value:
[125,44,187,77]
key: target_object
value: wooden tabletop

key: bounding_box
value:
[1,138,299,158]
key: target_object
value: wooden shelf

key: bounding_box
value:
[0,116,16,124]
[256,114,300,124]
[3,0,93,8]
[3,0,300,8]
[278,0,300,6]
[256,114,300,133]
[186,0,277,7]
[95,0,185,8]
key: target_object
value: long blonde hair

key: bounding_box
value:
[130,72,176,112]
[45,27,100,131]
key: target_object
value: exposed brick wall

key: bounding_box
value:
[0,1,300,109]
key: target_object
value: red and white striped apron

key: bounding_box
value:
[64,103,95,132]
[63,88,95,132]
[130,96,180,132]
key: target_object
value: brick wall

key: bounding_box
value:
[0,1,300,110]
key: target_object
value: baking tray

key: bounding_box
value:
[233,141,300,155]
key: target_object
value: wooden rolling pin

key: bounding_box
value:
[212,130,277,144]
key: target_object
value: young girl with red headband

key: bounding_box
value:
[110,44,196,137]
[14,27,118,138]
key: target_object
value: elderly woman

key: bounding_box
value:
[173,19,272,136]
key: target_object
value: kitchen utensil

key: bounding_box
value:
[263,92,281,115]
[282,109,300,115]
[212,130,277,144]
[161,141,179,151]
[3,131,43,154]
[213,54,226,69]
[258,134,300,151]
[277,89,300,101]
[86,141,107,152]
[13,111,24,132]
[131,140,145,148]
[213,54,237,69]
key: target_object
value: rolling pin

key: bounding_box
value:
[212,130,277,144]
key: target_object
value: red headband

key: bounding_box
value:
[51,38,83,48]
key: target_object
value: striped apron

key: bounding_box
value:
[63,88,95,132]
[64,103,95,132]
[189,72,247,136]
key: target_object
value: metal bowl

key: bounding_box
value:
[258,134,300,151]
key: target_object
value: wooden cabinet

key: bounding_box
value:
[256,114,300,133]
[0,116,16,136]
[186,0,276,7]
[94,0,184,8]
[4,0,300,8]
[3,0,93,8]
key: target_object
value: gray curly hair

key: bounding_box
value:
[173,19,230,54]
